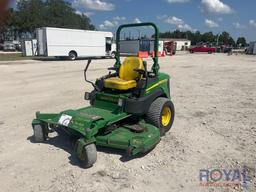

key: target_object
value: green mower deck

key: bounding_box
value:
[33,105,160,156]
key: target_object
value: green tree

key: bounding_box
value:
[193,31,202,45]
[14,0,46,34]
[44,0,94,29]
[218,31,230,45]
[202,32,215,43]
[2,0,95,40]
[228,37,236,46]
[236,37,247,47]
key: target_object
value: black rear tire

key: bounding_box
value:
[146,97,175,136]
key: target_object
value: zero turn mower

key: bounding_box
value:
[32,22,175,168]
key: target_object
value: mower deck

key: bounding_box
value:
[33,105,160,155]
[96,123,160,155]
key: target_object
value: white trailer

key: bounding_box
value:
[247,42,253,54]
[247,41,256,55]
[36,27,115,60]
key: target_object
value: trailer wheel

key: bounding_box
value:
[69,51,77,60]
[146,97,175,136]
[75,142,97,168]
[33,124,47,142]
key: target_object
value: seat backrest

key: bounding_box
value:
[119,57,144,81]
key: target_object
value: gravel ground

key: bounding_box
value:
[0,53,255,192]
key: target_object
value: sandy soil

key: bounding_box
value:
[0,53,255,192]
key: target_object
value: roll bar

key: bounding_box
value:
[114,22,160,75]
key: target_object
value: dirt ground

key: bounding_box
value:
[0,53,255,192]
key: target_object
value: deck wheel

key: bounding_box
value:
[75,141,97,168]
[33,124,47,142]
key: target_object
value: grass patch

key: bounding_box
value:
[0,53,35,61]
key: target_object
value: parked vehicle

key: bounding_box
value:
[223,47,232,54]
[13,40,22,51]
[36,27,115,60]
[189,46,216,54]
[3,41,16,51]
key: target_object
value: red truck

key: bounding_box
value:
[189,46,216,54]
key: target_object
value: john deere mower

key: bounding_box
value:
[32,22,175,168]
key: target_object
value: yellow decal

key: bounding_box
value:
[146,79,168,93]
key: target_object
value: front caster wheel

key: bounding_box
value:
[75,141,97,168]
[33,124,47,142]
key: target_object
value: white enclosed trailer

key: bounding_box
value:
[248,41,256,55]
[36,27,115,60]
[251,41,256,55]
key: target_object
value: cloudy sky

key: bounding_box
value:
[13,0,256,41]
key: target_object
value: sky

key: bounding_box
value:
[12,0,256,41]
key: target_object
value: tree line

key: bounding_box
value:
[158,30,247,47]
[0,0,95,42]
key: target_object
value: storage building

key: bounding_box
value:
[160,38,191,51]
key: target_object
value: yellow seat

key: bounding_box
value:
[104,57,144,90]
[104,77,137,90]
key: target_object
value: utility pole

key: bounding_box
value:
[216,33,220,46]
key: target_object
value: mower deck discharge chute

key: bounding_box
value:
[32,22,175,168]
